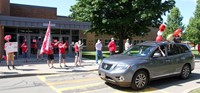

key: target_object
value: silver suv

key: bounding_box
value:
[98,41,195,90]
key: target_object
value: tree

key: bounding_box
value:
[70,0,175,53]
[163,7,185,39]
[185,0,200,46]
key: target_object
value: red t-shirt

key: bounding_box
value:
[46,43,54,55]
[21,43,28,52]
[74,44,79,52]
[108,41,116,52]
[198,44,200,51]
[58,43,66,54]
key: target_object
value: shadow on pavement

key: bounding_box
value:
[104,73,200,92]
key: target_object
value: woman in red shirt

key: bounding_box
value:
[108,38,116,55]
[21,41,28,62]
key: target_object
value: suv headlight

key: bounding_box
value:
[112,63,130,73]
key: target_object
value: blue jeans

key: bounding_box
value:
[22,52,27,58]
[96,50,103,64]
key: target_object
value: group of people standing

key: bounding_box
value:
[95,38,132,64]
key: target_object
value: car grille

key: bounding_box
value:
[101,63,113,70]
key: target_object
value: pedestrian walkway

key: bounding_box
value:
[0,56,200,79]
[0,56,99,78]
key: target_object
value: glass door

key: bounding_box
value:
[18,34,29,58]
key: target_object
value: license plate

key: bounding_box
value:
[101,72,105,78]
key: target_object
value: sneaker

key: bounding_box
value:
[50,66,54,69]
[12,66,17,70]
[64,65,68,67]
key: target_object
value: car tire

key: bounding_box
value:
[180,64,191,79]
[131,70,148,90]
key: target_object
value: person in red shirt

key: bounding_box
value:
[58,40,68,68]
[47,41,59,69]
[108,38,117,55]
[74,42,79,66]
[198,43,200,56]
[21,41,28,62]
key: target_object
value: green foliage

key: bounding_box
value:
[163,7,185,39]
[70,0,175,53]
[185,0,200,44]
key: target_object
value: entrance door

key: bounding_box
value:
[18,34,29,58]
[30,35,40,57]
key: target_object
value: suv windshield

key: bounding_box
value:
[123,45,155,57]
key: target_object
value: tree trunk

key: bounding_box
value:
[118,37,124,54]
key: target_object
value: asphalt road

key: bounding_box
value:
[0,62,199,93]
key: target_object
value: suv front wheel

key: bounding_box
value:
[131,70,148,90]
[180,64,191,79]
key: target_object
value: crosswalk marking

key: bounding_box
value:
[47,77,101,86]
[37,73,170,93]
[57,82,104,92]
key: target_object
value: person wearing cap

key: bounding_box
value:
[108,38,116,55]
[95,39,103,64]
[36,37,44,61]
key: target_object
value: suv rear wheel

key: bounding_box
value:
[131,70,148,90]
[180,64,191,79]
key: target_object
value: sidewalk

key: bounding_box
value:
[0,56,99,78]
[0,56,200,79]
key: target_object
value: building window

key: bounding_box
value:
[61,29,70,35]
[104,39,111,46]
[72,30,79,36]
[80,39,87,46]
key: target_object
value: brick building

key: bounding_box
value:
[0,0,157,59]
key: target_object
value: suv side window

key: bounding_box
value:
[179,44,190,53]
[167,44,179,56]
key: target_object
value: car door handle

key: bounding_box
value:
[181,57,185,60]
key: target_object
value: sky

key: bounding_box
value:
[10,0,197,26]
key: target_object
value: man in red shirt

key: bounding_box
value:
[21,41,28,62]
[108,38,117,55]
[47,41,59,69]
[58,40,68,68]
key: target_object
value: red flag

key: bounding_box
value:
[40,21,51,54]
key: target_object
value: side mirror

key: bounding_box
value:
[153,53,161,58]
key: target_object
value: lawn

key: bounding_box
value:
[189,88,200,93]
[82,51,110,60]
[82,50,200,60]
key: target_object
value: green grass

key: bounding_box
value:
[189,88,200,93]
[82,51,110,60]
[82,50,200,60]
[192,50,199,58]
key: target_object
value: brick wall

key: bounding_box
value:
[0,26,4,60]
[10,4,57,19]
[0,0,10,15]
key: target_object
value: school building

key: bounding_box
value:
[0,0,157,59]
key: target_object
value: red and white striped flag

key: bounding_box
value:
[40,21,51,54]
